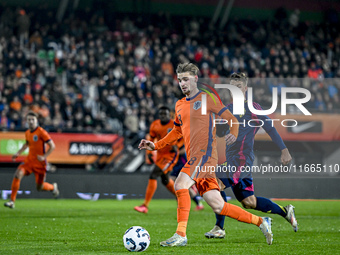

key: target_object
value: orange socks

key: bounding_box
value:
[221,202,263,226]
[165,178,176,195]
[252,214,263,226]
[10,177,20,202]
[42,182,54,191]
[175,189,191,237]
[144,179,157,207]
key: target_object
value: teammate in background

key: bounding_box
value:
[139,63,273,247]
[4,111,59,209]
[205,72,297,239]
[134,106,179,213]
[170,143,204,211]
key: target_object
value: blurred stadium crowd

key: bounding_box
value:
[0,4,339,141]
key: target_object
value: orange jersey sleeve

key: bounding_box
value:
[154,124,183,150]
[207,94,239,138]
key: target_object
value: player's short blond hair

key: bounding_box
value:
[176,63,199,76]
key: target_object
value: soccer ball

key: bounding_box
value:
[123,226,150,252]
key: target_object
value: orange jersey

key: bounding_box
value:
[24,126,52,168]
[155,91,239,161]
[149,119,177,159]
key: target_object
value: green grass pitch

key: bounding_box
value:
[1,199,339,254]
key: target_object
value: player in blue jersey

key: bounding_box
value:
[205,72,298,238]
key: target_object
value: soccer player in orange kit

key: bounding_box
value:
[4,111,59,209]
[138,63,273,246]
[134,106,178,213]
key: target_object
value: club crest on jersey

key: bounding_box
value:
[193,101,201,110]
[167,128,172,133]
[33,135,38,142]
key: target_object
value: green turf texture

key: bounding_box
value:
[1,199,339,254]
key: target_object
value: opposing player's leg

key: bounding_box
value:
[234,179,298,232]
[4,164,28,209]
[134,165,162,213]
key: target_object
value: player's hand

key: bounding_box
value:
[37,155,45,161]
[281,148,292,165]
[225,134,236,145]
[138,139,155,151]
[12,153,19,161]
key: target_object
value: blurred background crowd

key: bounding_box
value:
[0,3,339,143]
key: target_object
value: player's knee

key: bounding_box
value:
[14,169,24,179]
[149,172,158,179]
[212,204,223,214]
[242,200,256,209]
[161,177,169,186]
[174,181,188,190]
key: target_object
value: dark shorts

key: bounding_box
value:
[218,157,254,202]
[170,154,187,177]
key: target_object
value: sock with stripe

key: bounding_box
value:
[255,196,287,217]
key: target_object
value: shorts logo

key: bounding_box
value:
[33,135,38,142]
[193,101,201,110]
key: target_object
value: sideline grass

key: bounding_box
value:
[1,199,339,254]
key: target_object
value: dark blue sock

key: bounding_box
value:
[215,191,227,229]
[192,195,200,206]
[255,196,287,217]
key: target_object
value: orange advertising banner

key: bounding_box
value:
[0,132,124,164]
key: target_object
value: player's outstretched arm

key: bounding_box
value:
[12,142,28,161]
[219,109,239,145]
[138,139,156,151]
[281,148,292,165]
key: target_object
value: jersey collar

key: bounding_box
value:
[160,120,171,125]
[30,126,39,133]
[186,91,201,101]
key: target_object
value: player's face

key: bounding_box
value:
[27,115,38,130]
[230,79,247,96]
[159,109,170,123]
[177,72,197,96]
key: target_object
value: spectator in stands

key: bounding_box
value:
[0,3,338,137]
